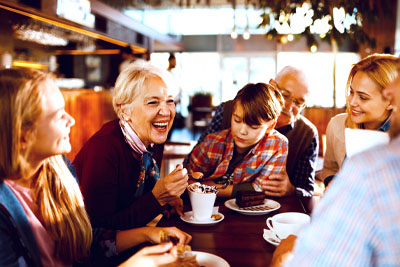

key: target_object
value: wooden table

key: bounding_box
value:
[158,195,311,267]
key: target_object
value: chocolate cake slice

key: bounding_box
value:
[236,190,265,208]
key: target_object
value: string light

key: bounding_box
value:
[243,27,250,40]
[231,3,237,39]
[310,44,318,52]
[280,35,288,44]
[287,34,294,41]
[231,26,238,39]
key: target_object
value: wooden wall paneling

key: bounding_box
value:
[62,89,117,161]
[303,107,346,156]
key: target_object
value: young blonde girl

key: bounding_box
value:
[0,68,190,266]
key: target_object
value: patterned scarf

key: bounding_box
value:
[119,120,160,198]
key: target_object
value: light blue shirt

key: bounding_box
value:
[287,136,400,266]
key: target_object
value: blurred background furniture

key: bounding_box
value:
[189,93,214,137]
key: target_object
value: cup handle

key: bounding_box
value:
[266,218,281,241]
[266,218,274,231]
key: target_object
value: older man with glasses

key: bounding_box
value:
[184,66,318,197]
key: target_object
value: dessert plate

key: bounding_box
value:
[180,211,224,225]
[224,198,280,215]
[263,229,281,246]
[192,251,230,267]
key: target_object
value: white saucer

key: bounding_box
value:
[263,229,280,246]
[180,211,224,225]
[192,251,230,267]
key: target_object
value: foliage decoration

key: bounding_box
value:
[257,0,393,51]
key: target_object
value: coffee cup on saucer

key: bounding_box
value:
[266,212,310,240]
[187,183,218,221]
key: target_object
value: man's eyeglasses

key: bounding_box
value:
[278,88,306,108]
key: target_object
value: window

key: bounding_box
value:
[151,51,360,110]
[278,52,360,107]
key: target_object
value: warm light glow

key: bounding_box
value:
[231,30,238,39]
[0,3,147,53]
[320,32,326,38]
[12,60,48,70]
[55,49,121,55]
[280,36,288,44]
[302,1,310,9]
[310,44,318,52]
[243,30,250,40]
[287,34,294,41]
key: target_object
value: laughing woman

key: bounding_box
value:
[322,54,400,186]
[73,61,188,231]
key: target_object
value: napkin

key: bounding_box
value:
[345,128,390,158]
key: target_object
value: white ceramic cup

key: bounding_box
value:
[266,212,310,239]
[188,186,217,221]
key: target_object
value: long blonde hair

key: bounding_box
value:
[0,68,92,263]
[345,53,400,128]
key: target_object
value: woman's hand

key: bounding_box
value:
[116,226,191,253]
[152,164,188,206]
[145,226,192,245]
[119,243,177,267]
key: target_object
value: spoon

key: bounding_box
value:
[188,171,204,180]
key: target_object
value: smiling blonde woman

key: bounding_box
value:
[322,53,400,185]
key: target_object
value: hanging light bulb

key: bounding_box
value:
[231,3,237,39]
[280,35,288,44]
[287,34,294,41]
[243,2,250,40]
[231,26,238,39]
[310,44,318,52]
[243,27,250,40]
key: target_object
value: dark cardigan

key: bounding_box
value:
[73,120,164,230]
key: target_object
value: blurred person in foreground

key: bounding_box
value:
[184,66,318,197]
[322,54,400,186]
[0,68,191,266]
[185,83,288,197]
[271,70,400,266]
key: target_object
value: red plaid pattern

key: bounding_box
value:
[186,129,288,191]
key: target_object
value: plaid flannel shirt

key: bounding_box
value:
[186,128,288,191]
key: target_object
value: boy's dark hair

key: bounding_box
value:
[233,83,283,126]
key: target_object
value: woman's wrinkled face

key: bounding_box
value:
[348,71,391,130]
[126,76,176,146]
[28,80,75,163]
[231,102,275,153]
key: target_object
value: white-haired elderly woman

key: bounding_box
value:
[73,61,188,231]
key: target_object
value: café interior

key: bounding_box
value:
[0,0,399,266]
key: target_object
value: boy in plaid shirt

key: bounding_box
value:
[185,83,288,197]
